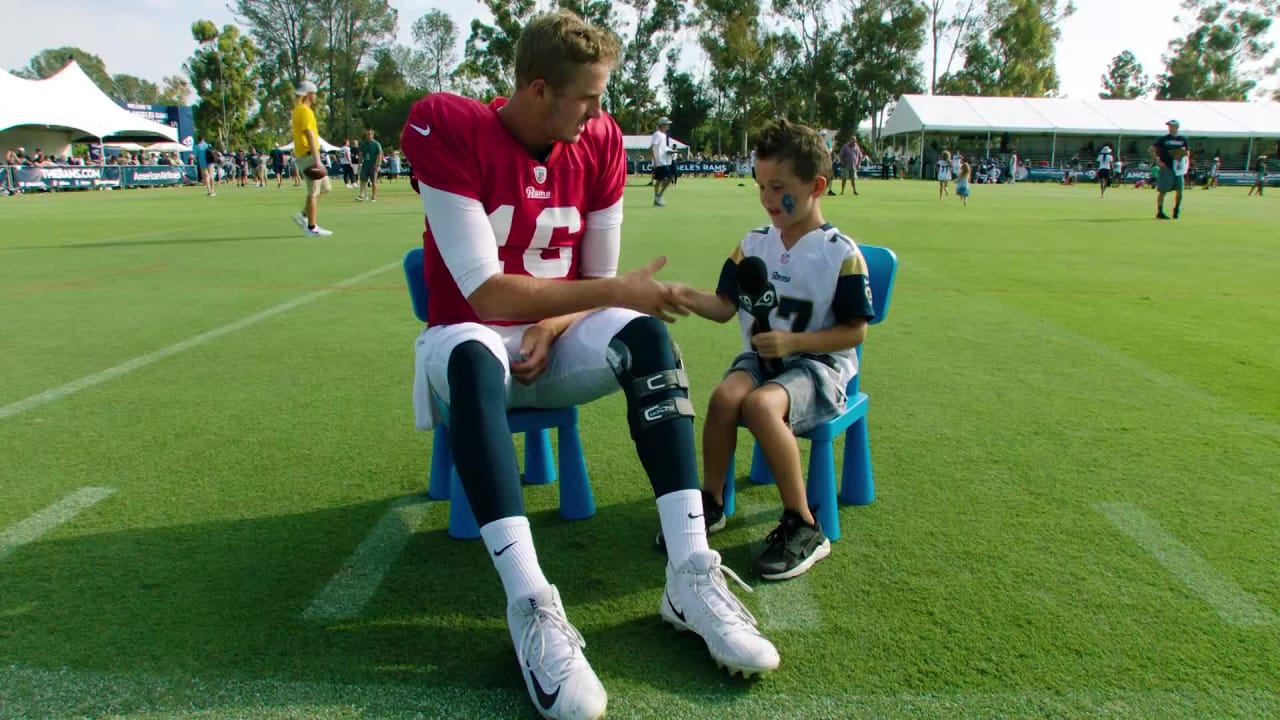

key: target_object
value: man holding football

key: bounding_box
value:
[401,10,778,720]
[1150,119,1189,220]
[291,80,332,237]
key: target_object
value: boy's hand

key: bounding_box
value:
[751,330,794,359]
[615,257,688,322]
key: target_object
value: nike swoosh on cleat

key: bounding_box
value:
[408,123,431,136]
[530,670,561,711]
[493,541,517,557]
[665,591,686,623]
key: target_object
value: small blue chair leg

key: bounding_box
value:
[839,418,875,506]
[447,467,481,540]
[427,423,453,500]
[807,439,840,542]
[523,429,556,486]
[722,464,737,517]
[748,442,774,485]
[556,422,594,520]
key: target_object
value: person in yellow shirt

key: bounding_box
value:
[291,80,333,237]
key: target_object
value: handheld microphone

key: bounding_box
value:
[735,256,783,376]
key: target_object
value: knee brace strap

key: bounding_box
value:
[640,396,696,430]
[634,368,690,401]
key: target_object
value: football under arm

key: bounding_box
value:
[419,185,622,322]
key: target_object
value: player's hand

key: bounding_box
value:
[662,282,699,312]
[751,330,794,359]
[616,257,688,323]
[511,323,557,385]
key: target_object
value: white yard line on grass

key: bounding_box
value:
[735,503,824,632]
[303,497,436,622]
[0,261,400,421]
[0,487,116,562]
[1095,502,1278,627]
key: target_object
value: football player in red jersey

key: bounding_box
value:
[402,11,778,720]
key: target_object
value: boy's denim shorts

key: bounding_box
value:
[726,351,850,436]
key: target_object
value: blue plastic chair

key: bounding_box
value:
[722,245,898,542]
[403,248,594,540]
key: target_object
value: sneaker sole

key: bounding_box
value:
[758,538,832,581]
[659,605,778,678]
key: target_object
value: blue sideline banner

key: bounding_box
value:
[629,159,733,175]
[122,166,199,186]
[7,165,121,189]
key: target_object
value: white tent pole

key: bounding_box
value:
[986,131,991,158]
[1245,137,1254,171]
[1051,132,1057,166]
[920,127,925,178]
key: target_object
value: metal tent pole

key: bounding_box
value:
[1245,137,1254,171]
[1050,132,1057,167]
[986,130,991,158]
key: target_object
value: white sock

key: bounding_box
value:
[481,516,550,602]
[657,489,710,568]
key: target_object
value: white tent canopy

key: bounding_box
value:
[0,61,178,143]
[883,94,1280,139]
[276,137,340,153]
[623,134,689,152]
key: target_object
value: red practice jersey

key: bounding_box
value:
[401,93,626,326]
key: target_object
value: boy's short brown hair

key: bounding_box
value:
[514,10,622,90]
[754,119,832,182]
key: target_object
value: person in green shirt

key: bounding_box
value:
[357,127,384,202]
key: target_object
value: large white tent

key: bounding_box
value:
[0,60,178,156]
[276,138,341,153]
[883,94,1280,174]
[883,94,1280,139]
[623,134,689,153]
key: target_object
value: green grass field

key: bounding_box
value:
[1,176,1278,719]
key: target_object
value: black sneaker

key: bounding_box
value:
[753,510,831,581]
[655,490,727,552]
[1173,205,1181,219]
[1156,211,1171,220]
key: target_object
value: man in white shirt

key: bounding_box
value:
[1096,144,1115,198]
[651,117,676,207]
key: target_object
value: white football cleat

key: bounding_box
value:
[292,211,306,228]
[509,585,608,720]
[304,225,333,237]
[661,549,779,677]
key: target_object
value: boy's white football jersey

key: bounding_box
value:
[732,223,873,379]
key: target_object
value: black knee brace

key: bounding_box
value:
[607,316,695,439]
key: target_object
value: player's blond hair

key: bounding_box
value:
[754,119,832,182]
[514,10,621,90]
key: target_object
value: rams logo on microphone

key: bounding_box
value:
[738,288,778,313]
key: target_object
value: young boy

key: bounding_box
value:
[667,119,876,580]
[936,150,952,199]
[1248,155,1267,197]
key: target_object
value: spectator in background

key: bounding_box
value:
[356,127,383,202]
[1248,155,1267,197]
[386,149,401,182]
[338,139,355,188]
[838,135,862,196]
[1207,154,1221,190]
[194,136,215,197]
[650,116,676,207]
[271,145,285,188]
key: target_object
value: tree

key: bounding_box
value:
[837,0,927,147]
[111,74,161,104]
[614,0,685,133]
[412,9,459,94]
[937,0,1072,97]
[662,58,714,150]
[19,47,112,94]
[388,45,432,90]
[234,0,316,86]
[314,0,398,140]
[1156,0,1279,100]
[772,0,838,124]
[695,0,773,154]
[1099,50,1149,98]
[158,75,193,105]
[462,0,538,100]
[925,0,982,94]
[185,21,259,147]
